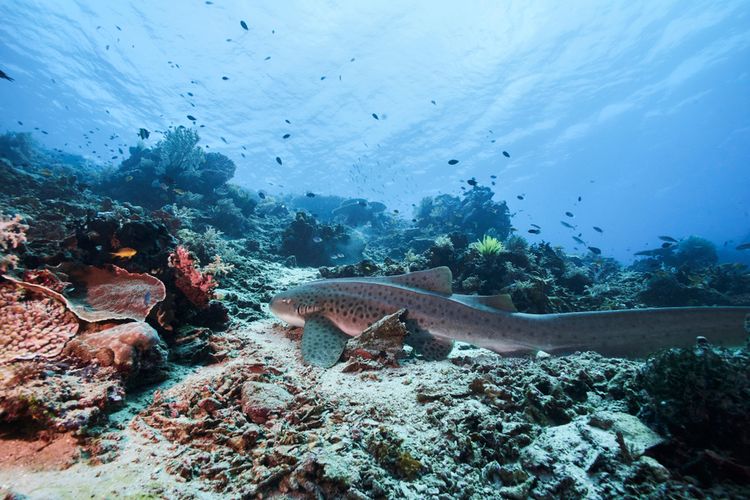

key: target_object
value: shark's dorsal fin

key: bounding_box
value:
[379,267,453,295]
[454,293,517,312]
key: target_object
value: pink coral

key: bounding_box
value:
[0,214,28,272]
[168,245,216,308]
[64,321,167,381]
[0,282,79,364]
[4,265,166,323]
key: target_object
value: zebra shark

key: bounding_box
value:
[269,267,750,367]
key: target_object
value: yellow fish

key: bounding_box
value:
[110,247,137,259]
[173,188,186,195]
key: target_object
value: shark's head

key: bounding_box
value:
[269,284,323,327]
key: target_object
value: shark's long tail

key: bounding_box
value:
[524,307,750,357]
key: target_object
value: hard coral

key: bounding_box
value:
[5,264,166,322]
[64,321,168,385]
[168,245,217,308]
[0,214,28,271]
[0,282,79,364]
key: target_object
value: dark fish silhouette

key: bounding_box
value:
[588,246,602,255]
[658,236,678,243]
[502,151,510,158]
[258,191,266,199]
[528,229,541,234]
[565,211,574,217]
[282,134,290,139]
[448,159,459,165]
[276,156,283,165]
[138,128,150,140]
[593,226,603,233]
[306,192,316,197]
[530,223,541,229]
[0,69,14,81]
[578,196,582,202]
[187,115,196,121]
[517,195,524,200]
[372,113,379,120]
[222,76,229,80]
[573,236,585,244]
[240,20,248,30]
[467,178,477,186]
[561,221,575,229]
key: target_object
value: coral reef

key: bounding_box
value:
[0,214,27,272]
[167,245,217,309]
[0,282,79,363]
[64,322,168,385]
[280,212,362,267]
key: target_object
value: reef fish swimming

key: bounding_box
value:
[270,267,750,367]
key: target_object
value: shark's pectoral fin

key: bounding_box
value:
[301,314,350,368]
[404,325,455,360]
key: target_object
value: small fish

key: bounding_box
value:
[578,196,582,202]
[736,243,750,251]
[138,128,150,140]
[565,211,574,217]
[593,226,603,233]
[240,20,248,30]
[306,192,316,197]
[560,221,575,229]
[588,246,601,255]
[467,178,477,186]
[285,119,291,124]
[528,229,541,234]
[530,223,541,229]
[222,76,229,80]
[187,114,196,121]
[320,76,326,80]
[658,236,678,243]
[431,100,436,105]
[275,156,283,165]
[490,175,497,179]
[221,137,228,143]
[173,188,186,195]
[40,168,53,177]
[111,247,137,259]
[502,151,510,158]
[661,242,674,249]
[372,113,379,120]
[312,236,323,243]
[573,236,585,245]
[125,175,134,182]
[0,69,14,82]
[282,133,290,139]
[517,195,524,200]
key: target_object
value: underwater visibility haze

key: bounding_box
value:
[1,1,750,498]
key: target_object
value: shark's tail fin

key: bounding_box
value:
[536,307,750,358]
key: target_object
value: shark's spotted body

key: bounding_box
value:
[269,267,750,367]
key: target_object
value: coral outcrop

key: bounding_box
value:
[0,282,79,364]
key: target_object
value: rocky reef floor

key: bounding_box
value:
[2,269,748,499]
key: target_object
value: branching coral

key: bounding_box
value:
[168,245,217,308]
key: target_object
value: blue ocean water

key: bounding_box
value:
[1,0,749,263]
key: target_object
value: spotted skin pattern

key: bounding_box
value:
[270,267,750,361]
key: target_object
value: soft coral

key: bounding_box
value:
[167,245,216,308]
